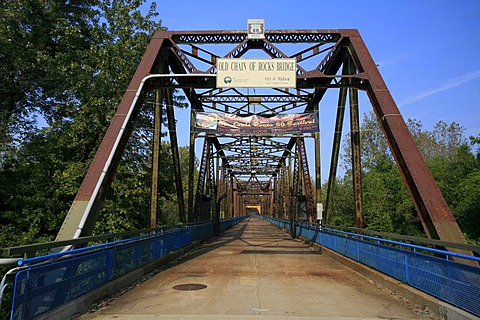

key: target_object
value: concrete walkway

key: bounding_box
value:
[78,217,436,319]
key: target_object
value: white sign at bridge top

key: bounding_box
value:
[247,19,265,39]
[216,58,297,88]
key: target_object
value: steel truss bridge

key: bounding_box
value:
[55,28,471,257]
[1,27,480,320]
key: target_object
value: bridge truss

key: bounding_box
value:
[55,28,471,256]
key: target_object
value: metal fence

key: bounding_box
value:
[8,217,246,320]
[265,217,480,317]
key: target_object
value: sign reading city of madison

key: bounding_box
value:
[192,112,319,135]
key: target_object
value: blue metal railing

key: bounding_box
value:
[264,217,480,317]
[8,217,246,320]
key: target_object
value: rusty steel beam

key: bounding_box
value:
[297,137,316,222]
[149,89,162,229]
[208,140,216,220]
[188,127,196,222]
[200,95,309,103]
[192,138,211,221]
[166,89,186,223]
[324,63,349,224]
[290,146,300,236]
[171,30,341,44]
[349,84,364,228]
[55,30,170,241]
[347,50,364,228]
[314,132,322,222]
[345,30,472,258]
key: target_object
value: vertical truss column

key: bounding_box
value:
[297,137,316,222]
[193,138,211,221]
[207,139,216,220]
[325,62,348,224]
[166,89,186,223]
[233,180,238,217]
[149,89,162,228]
[349,65,365,228]
[217,163,227,218]
[290,144,300,236]
[276,167,284,219]
[272,175,278,218]
[314,129,322,223]
[187,110,196,222]
[229,173,234,218]
[283,162,290,220]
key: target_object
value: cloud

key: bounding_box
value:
[376,53,413,67]
[400,69,480,107]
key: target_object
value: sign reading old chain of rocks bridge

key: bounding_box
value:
[216,58,297,88]
[192,112,318,135]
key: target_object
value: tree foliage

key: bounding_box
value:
[0,0,195,249]
[330,111,480,243]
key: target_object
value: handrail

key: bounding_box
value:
[266,217,480,256]
[3,220,216,259]
[2,216,246,320]
[15,220,218,267]
[16,227,182,266]
[275,218,480,317]
[2,223,185,258]
[317,226,480,263]
[319,223,480,253]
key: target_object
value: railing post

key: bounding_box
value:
[356,237,360,261]
[107,248,114,281]
[404,245,410,285]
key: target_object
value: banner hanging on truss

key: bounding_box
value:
[192,112,319,135]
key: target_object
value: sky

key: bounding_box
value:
[142,0,480,180]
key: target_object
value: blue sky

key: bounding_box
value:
[143,0,480,178]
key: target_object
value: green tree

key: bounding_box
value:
[454,170,480,245]
[0,0,164,247]
[338,111,479,238]
[324,175,354,226]
[0,0,99,149]
[338,112,421,233]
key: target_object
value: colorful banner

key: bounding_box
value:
[192,112,319,135]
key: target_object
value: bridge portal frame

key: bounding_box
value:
[54,28,471,259]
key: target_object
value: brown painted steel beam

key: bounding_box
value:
[314,130,322,222]
[324,66,348,224]
[345,30,472,258]
[56,30,170,241]
[297,137,315,222]
[349,84,364,228]
[166,89,186,223]
[193,138,211,221]
[187,127,196,222]
[170,30,341,44]
[149,89,162,229]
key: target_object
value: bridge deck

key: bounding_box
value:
[78,217,434,319]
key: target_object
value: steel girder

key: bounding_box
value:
[55,28,472,260]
